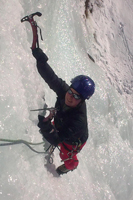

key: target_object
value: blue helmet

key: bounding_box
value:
[71,75,95,99]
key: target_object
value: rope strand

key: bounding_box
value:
[0,138,45,154]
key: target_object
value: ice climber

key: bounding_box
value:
[21,12,95,175]
[32,48,95,175]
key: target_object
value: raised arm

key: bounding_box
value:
[32,48,69,97]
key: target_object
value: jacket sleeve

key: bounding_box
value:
[32,48,69,97]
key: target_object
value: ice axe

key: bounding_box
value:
[21,12,43,49]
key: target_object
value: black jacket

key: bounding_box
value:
[32,48,88,145]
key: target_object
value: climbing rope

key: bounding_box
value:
[0,138,45,154]
[0,138,57,164]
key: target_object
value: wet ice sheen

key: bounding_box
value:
[0,0,133,200]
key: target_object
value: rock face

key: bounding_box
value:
[80,0,133,116]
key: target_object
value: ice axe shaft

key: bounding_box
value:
[30,107,58,112]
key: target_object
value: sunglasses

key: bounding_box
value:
[67,89,81,100]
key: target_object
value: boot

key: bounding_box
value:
[56,164,75,175]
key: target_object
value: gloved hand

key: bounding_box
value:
[32,48,48,61]
[38,115,53,133]
[38,115,60,146]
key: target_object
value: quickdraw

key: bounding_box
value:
[45,144,57,164]
[21,12,43,49]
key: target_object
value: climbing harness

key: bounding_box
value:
[60,142,81,162]
[21,12,43,49]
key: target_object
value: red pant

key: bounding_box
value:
[58,142,86,170]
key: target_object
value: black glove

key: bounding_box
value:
[32,48,48,61]
[38,115,53,132]
[38,115,60,146]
